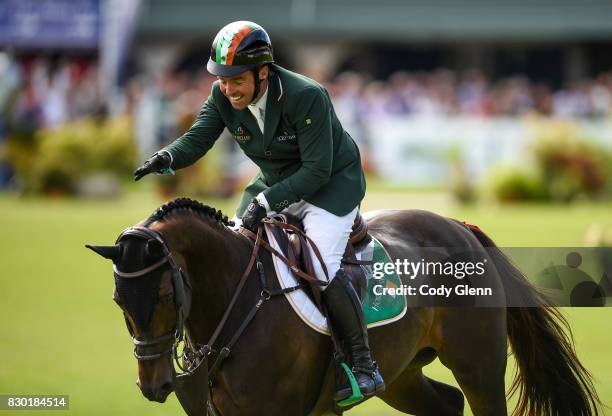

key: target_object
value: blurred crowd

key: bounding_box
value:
[2,54,612,139]
[329,68,612,119]
[1,52,611,189]
[3,52,612,186]
[0,55,102,133]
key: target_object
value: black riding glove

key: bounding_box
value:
[134,152,172,181]
[241,198,267,232]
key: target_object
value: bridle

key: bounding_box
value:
[114,220,327,365]
[113,226,202,374]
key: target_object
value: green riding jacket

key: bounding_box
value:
[162,64,366,216]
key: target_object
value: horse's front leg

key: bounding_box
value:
[212,305,331,415]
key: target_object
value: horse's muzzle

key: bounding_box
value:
[137,378,174,403]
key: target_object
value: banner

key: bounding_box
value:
[0,0,99,49]
[99,0,141,101]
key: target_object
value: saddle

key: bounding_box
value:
[267,212,372,305]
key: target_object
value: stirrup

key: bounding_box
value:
[336,362,364,407]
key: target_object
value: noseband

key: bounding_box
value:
[114,227,199,373]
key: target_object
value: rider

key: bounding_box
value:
[134,20,384,401]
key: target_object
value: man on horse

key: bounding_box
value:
[133,20,385,401]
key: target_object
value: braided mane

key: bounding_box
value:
[146,197,234,227]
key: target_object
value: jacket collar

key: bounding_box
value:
[235,70,283,147]
[263,70,283,150]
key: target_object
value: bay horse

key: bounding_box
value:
[87,198,601,416]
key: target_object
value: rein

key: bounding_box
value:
[241,217,330,284]
[204,219,328,380]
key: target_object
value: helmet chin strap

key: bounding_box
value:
[249,67,263,105]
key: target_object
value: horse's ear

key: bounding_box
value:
[146,239,165,259]
[86,244,122,262]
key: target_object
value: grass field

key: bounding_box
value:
[0,187,611,415]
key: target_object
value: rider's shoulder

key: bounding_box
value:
[272,64,326,97]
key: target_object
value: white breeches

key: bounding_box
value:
[281,201,358,285]
[233,202,358,285]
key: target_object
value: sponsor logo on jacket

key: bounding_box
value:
[276,131,297,143]
[233,126,252,143]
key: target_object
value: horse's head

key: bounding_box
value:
[87,226,191,403]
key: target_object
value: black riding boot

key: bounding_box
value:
[322,269,385,401]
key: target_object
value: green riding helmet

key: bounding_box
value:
[207,21,274,77]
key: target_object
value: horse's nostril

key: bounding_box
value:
[160,382,173,395]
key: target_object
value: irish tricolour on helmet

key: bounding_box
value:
[207,21,274,77]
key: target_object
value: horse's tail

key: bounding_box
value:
[464,223,601,416]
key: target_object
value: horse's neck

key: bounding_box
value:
[156,216,253,343]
